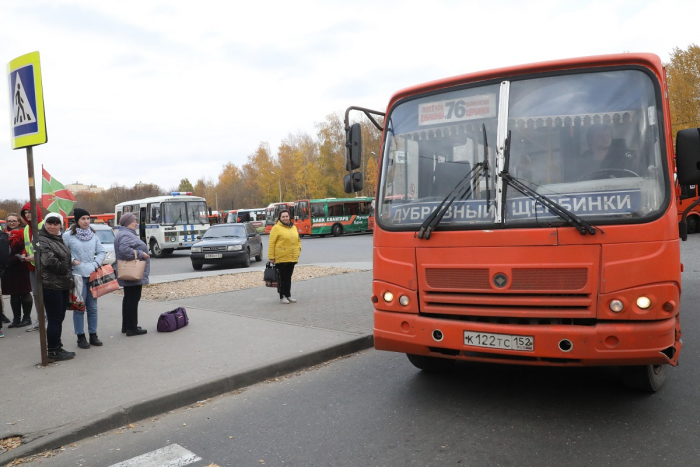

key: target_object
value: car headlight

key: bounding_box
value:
[191,247,202,253]
[227,245,243,251]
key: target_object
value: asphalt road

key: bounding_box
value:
[21,235,700,467]
[148,231,374,276]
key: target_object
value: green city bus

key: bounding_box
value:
[294,197,373,237]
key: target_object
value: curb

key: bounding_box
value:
[1,334,374,464]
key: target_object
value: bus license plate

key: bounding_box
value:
[464,331,534,352]
[204,253,222,259]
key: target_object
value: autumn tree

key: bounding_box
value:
[217,162,243,210]
[316,113,347,197]
[178,178,195,192]
[666,44,700,140]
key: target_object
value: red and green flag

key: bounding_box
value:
[41,166,76,218]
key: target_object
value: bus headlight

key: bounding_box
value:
[191,247,202,253]
[383,292,394,303]
[399,295,410,306]
[609,300,624,313]
[636,296,652,309]
[227,245,243,251]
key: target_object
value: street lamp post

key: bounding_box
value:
[271,171,282,202]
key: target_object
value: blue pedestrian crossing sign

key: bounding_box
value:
[6,52,47,149]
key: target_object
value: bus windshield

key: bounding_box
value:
[161,201,208,225]
[378,69,667,230]
[186,201,209,225]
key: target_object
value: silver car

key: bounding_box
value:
[91,223,116,265]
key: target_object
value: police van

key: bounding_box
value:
[115,192,210,258]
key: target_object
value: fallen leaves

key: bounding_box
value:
[118,265,360,301]
[0,436,21,454]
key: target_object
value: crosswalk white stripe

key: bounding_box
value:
[108,443,202,467]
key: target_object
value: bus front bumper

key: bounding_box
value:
[374,310,680,367]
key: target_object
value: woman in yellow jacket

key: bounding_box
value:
[268,209,301,304]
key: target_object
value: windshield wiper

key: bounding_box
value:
[171,211,183,227]
[499,132,596,236]
[417,162,485,240]
[222,235,242,238]
[417,124,491,241]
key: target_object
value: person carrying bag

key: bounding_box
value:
[63,208,106,349]
[268,209,301,304]
[113,212,150,336]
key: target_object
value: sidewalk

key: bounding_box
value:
[0,267,374,462]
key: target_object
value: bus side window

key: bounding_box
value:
[360,202,370,215]
[116,210,122,225]
[328,203,342,216]
[311,204,324,218]
[150,203,161,223]
[345,202,359,215]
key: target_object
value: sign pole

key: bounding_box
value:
[26,146,48,366]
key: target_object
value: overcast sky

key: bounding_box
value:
[1,0,698,200]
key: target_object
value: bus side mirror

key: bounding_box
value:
[676,128,700,185]
[344,172,364,193]
[346,123,362,171]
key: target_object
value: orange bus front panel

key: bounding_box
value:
[374,309,676,367]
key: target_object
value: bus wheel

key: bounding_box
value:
[619,364,667,392]
[241,248,251,268]
[406,354,455,372]
[150,240,165,258]
[688,216,698,234]
[332,224,343,237]
[163,249,174,256]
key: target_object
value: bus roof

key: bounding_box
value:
[235,207,266,213]
[388,53,664,111]
[305,197,373,203]
[115,194,206,207]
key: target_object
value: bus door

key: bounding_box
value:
[139,207,147,242]
[294,200,311,235]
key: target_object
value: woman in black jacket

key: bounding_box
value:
[38,213,76,361]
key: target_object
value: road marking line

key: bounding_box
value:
[108,443,202,467]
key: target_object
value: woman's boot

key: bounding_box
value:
[48,346,75,361]
[77,333,90,349]
[89,333,103,346]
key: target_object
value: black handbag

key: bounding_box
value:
[263,262,278,288]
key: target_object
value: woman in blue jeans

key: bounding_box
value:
[63,208,105,349]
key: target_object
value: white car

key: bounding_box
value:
[91,223,116,265]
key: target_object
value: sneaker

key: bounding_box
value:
[280,297,290,304]
[0,330,4,338]
[26,321,40,332]
[286,297,297,303]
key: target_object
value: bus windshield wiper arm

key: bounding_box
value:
[500,173,596,235]
[417,162,484,240]
[171,212,182,227]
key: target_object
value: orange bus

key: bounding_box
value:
[65,213,115,228]
[264,202,294,234]
[343,53,699,392]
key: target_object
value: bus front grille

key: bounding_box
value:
[425,267,588,291]
[421,291,592,315]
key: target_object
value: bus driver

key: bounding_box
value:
[574,124,643,181]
